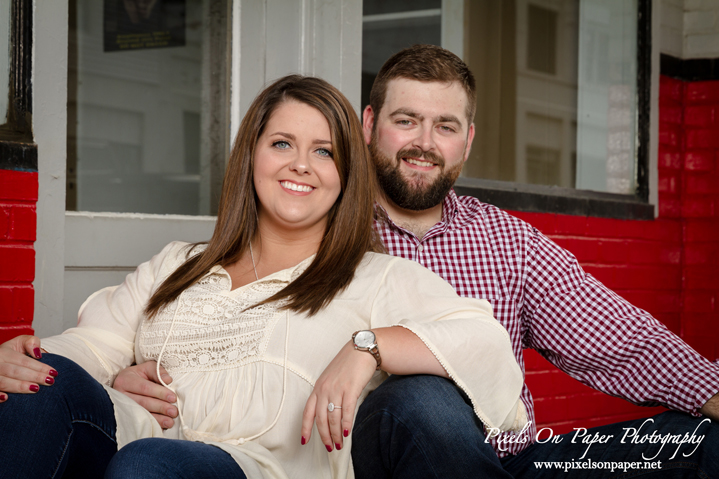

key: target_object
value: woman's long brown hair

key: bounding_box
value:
[144,75,381,318]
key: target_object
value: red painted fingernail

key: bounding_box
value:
[0,394,7,401]
[33,348,41,359]
[344,429,349,437]
[335,443,342,450]
[301,436,306,445]
[48,369,58,377]
[326,444,332,452]
[45,377,55,385]
[29,384,39,392]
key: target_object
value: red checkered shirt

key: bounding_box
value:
[373,189,719,457]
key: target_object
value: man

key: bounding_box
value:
[115,45,719,477]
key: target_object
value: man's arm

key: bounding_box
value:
[521,227,719,415]
[112,361,178,429]
[700,393,719,420]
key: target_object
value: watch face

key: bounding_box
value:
[354,330,376,348]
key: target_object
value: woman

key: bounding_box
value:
[0,75,525,478]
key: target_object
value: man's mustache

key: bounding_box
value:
[395,148,445,169]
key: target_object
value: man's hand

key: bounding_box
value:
[113,361,177,429]
[699,392,719,421]
[0,335,58,402]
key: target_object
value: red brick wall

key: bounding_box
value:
[0,169,37,343]
[517,74,719,435]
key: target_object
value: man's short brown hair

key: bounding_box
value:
[369,44,477,123]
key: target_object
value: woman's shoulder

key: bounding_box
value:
[149,241,208,275]
[357,252,446,280]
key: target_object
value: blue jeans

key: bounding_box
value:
[352,375,719,478]
[105,439,246,479]
[0,354,244,479]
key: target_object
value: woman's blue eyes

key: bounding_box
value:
[316,148,332,157]
[272,140,291,149]
[271,141,332,157]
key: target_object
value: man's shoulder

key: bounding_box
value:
[453,193,536,238]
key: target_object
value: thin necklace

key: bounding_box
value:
[249,241,259,280]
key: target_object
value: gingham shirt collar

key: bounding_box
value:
[374,189,474,238]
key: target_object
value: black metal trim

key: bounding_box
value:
[0,140,37,172]
[635,0,651,202]
[454,178,655,220]
[660,53,719,81]
[0,0,33,143]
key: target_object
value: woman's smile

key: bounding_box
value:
[279,180,315,194]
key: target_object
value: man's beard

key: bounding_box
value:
[369,135,463,211]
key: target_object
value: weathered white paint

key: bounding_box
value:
[662,0,719,59]
[33,0,69,337]
[660,0,684,57]
[61,213,216,330]
[0,0,10,119]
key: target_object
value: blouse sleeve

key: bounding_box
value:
[368,256,526,434]
[40,242,187,386]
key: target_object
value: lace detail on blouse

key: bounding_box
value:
[140,272,288,373]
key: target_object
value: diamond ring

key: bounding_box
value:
[328,403,342,412]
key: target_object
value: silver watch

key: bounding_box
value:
[352,330,381,370]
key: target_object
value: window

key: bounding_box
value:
[362,0,651,218]
[0,0,35,174]
[66,0,230,216]
[0,0,32,144]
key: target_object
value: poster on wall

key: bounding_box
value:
[104,0,186,52]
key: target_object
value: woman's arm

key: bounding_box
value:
[300,325,444,452]
[301,256,524,454]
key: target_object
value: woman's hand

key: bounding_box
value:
[0,335,58,402]
[112,361,178,429]
[301,340,377,452]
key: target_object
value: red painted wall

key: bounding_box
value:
[519,75,719,435]
[0,169,37,343]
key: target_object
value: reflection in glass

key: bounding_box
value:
[576,0,637,194]
[67,0,224,215]
[361,0,441,109]
[463,0,580,189]
[1,0,11,124]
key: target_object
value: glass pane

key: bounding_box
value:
[361,0,441,109]
[0,0,11,124]
[576,0,637,194]
[67,0,227,215]
[463,0,580,188]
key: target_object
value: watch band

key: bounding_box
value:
[352,330,382,371]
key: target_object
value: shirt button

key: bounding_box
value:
[417,245,424,252]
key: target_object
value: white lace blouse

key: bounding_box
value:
[42,242,526,479]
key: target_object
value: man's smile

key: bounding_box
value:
[403,157,437,169]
